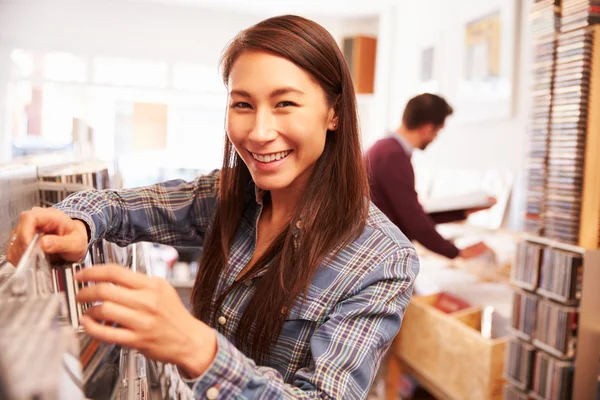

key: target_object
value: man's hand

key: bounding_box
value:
[459,242,494,259]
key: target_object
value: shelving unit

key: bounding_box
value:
[504,235,600,399]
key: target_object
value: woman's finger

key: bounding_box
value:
[84,302,147,330]
[80,315,138,347]
[77,282,150,311]
[41,232,87,261]
[75,264,152,289]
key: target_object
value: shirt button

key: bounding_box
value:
[206,387,219,399]
[218,316,227,325]
[244,279,253,287]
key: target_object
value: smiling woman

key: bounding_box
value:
[7,15,419,400]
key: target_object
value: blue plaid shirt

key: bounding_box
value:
[56,170,419,399]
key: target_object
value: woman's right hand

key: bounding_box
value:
[7,207,89,266]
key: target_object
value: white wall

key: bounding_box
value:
[0,0,352,64]
[0,0,264,63]
[0,0,355,164]
[386,0,531,172]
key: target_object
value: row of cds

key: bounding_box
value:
[505,338,536,391]
[532,351,575,400]
[561,0,600,32]
[511,291,578,358]
[504,337,575,400]
[533,300,578,358]
[544,27,594,245]
[525,0,560,235]
[512,241,544,290]
[531,0,562,38]
[503,384,530,400]
[511,290,538,340]
[538,246,583,302]
[511,241,583,302]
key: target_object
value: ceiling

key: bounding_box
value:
[121,0,394,17]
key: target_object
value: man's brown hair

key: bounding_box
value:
[402,93,453,129]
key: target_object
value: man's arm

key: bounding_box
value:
[429,210,467,224]
[373,162,460,259]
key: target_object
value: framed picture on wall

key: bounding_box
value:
[454,0,520,122]
[418,46,440,94]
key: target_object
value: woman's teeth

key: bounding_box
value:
[252,150,291,163]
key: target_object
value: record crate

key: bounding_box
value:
[393,293,507,400]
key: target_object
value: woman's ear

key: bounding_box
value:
[327,109,339,131]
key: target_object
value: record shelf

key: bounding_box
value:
[505,234,600,399]
[525,1,600,250]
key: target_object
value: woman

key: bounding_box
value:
[8,15,419,399]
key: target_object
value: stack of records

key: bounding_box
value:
[0,234,55,298]
[538,248,583,302]
[545,28,593,244]
[0,295,85,399]
[38,160,112,208]
[533,299,578,358]
[561,0,600,32]
[531,352,575,399]
[526,1,561,235]
[52,260,92,331]
[511,289,539,340]
[0,231,192,399]
[504,337,536,391]
[0,164,39,256]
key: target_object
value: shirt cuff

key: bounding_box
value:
[447,245,460,259]
[181,332,252,399]
[56,208,97,244]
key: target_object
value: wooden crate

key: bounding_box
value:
[393,293,507,400]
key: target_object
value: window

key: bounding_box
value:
[43,52,87,82]
[93,56,168,88]
[173,63,224,93]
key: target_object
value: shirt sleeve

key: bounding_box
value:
[53,170,220,248]
[182,246,419,399]
[429,210,468,225]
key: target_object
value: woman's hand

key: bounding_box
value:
[7,207,89,265]
[76,264,217,378]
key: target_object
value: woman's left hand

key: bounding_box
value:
[76,264,216,378]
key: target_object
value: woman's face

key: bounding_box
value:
[226,50,337,193]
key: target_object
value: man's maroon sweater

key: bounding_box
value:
[365,137,465,259]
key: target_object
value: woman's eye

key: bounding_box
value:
[232,102,252,109]
[276,101,296,108]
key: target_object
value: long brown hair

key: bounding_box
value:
[191,15,370,363]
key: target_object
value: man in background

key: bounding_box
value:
[365,93,493,259]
